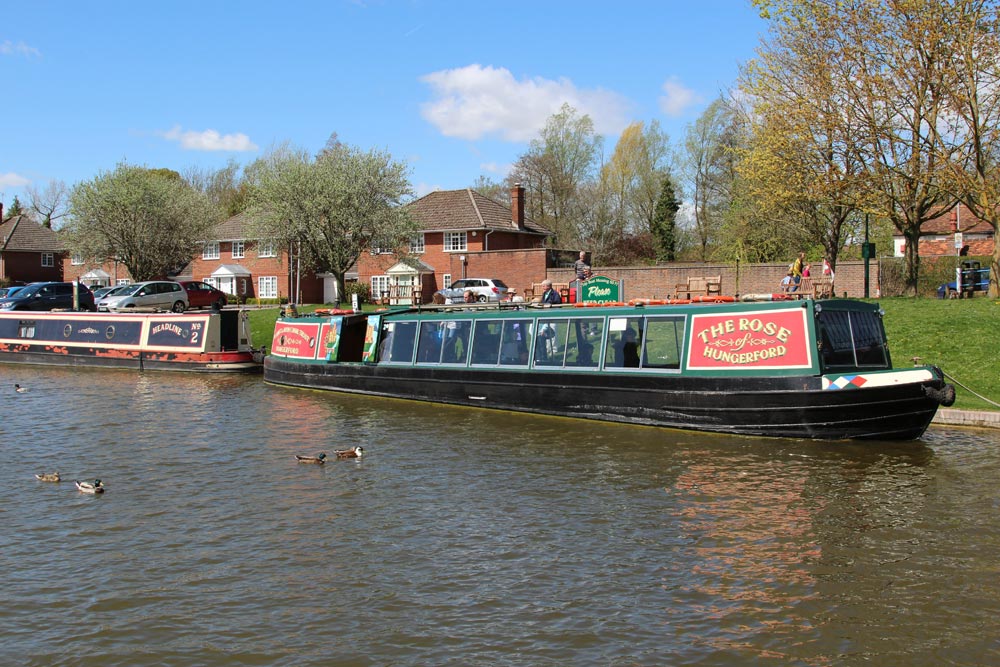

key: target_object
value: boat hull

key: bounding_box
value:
[264,356,942,440]
[0,310,262,373]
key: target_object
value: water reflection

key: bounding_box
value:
[2,365,999,666]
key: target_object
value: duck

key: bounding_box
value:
[295,453,327,464]
[334,446,364,459]
[75,479,105,494]
[35,472,61,483]
[14,384,28,393]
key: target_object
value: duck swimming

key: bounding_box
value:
[14,384,28,393]
[75,479,105,494]
[35,472,61,482]
[334,446,364,459]
[295,453,327,464]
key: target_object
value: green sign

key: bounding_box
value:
[580,275,621,303]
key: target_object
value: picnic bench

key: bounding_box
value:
[674,275,722,299]
[811,279,834,299]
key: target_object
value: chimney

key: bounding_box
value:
[0,202,3,221]
[511,183,525,229]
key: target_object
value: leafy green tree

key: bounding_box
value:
[248,142,416,302]
[651,175,681,262]
[685,98,736,260]
[66,163,218,281]
[4,195,26,220]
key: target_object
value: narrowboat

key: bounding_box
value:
[263,299,956,440]
[0,309,263,372]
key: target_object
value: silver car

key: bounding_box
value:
[97,281,189,313]
[435,278,509,303]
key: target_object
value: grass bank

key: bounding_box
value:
[246,298,1000,412]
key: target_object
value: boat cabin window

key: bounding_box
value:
[380,320,418,363]
[499,319,531,366]
[416,320,473,365]
[641,316,684,370]
[534,317,603,369]
[817,309,889,369]
[471,320,503,365]
[605,317,644,368]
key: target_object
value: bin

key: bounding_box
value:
[960,260,984,295]
[569,287,577,303]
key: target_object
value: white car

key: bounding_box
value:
[435,278,510,303]
[97,281,189,313]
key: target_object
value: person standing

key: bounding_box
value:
[790,252,805,291]
[573,251,590,280]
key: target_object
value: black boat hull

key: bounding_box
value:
[265,356,942,440]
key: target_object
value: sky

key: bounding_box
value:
[1,1,768,210]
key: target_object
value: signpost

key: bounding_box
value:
[579,276,623,304]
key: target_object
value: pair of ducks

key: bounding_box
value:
[35,473,105,494]
[295,447,364,464]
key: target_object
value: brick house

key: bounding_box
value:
[63,213,324,303]
[893,203,996,257]
[0,209,65,284]
[177,213,323,303]
[356,184,553,304]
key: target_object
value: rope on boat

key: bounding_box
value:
[941,370,1000,409]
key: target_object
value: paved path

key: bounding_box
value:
[933,408,1000,429]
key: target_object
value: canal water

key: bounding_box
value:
[2,365,999,666]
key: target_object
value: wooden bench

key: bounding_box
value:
[674,275,722,299]
[812,279,834,299]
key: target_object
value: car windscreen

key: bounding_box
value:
[114,285,143,296]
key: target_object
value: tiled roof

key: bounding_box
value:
[406,189,551,236]
[0,216,64,252]
[910,203,994,235]
[211,212,254,241]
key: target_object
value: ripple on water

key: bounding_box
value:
[3,367,1000,666]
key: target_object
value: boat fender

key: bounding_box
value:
[924,384,956,407]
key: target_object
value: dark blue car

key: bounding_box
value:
[0,282,96,311]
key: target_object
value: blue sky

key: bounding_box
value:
[1,1,767,208]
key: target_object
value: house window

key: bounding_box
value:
[259,276,278,299]
[410,234,425,253]
[258,239,277,258]
[203,242,220,260]
[232,241,245,259]
[116,279,131,286]
[71,254,84,266]
[372,275,391,302]
[443,273,452,289]
[369,245,392,255]
[444,232,467,252]
[41,253,54,267]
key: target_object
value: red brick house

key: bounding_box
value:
[177,213,323,303]
[893,203,996,257]
[63,213,324,303]
[0,211,65,285]
[356,184,552,304]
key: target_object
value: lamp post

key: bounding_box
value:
[863,214,870,298]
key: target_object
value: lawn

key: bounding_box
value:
[247,297,1000,412]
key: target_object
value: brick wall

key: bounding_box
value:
[548,260,880,300]
[4,251,64,283]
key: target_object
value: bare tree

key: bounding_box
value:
[26,180,69,228]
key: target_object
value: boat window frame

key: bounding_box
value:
[379,319,419,364]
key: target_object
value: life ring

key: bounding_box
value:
[691,295,736,303]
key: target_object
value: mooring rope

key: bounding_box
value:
[941,370,1000,409]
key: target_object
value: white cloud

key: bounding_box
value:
[420,64,630,142]
[0,172,31,188]
[0,40,40,58]
[658,77,704,117]
[479,162,512,176]
[161,125,258,152]
[413,182,443,198]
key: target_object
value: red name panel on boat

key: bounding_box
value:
[686,308,812,370]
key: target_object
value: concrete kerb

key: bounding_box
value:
[932,408,1000,429]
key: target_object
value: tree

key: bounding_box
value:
[4,195,26,221]
[936,0,1000,297]
[184,160,250,218]
[685,98,736,260]
[26,180,69,228]
[651,175,681,261]
[602,120,676,238]
[66,163,219,281]
[248,142,416,303]
[509,103,603,247]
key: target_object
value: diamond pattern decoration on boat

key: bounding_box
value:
[823,375,869,390]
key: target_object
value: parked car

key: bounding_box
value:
[0,286,24,299]
[180,281,228,310]
[97,281,188,312]
[92,285,123,300]
[0,282,96,311]
[434,278,509,303]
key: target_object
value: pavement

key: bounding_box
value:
[933,408,1000,429]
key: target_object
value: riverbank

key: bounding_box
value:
[933,408,1000,429]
